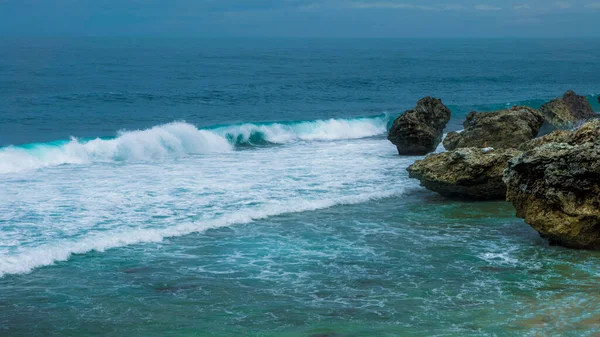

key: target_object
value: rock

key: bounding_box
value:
[387,97,451,155]
[569,118,600,145]
[519,119,600,150]
[407,147,522,200]
[443,106,543,151]
[519,130,571,151]
[540,90,597,130]
[504,120,600,249]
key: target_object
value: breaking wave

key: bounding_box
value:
[0,115,389,174]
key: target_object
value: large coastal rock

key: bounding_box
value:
[540,90,597,130]
[407,147,522,200]
[504,120,600,249]
[387,97,451,155]
[443,106,544,151]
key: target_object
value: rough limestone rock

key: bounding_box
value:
[407,147,522,200]
[504,120,600,249]
[519,130,571,151]
[540,90,597,130]
[569,118,600,144]
[387,97,451,155]
[443,106,544,151]
[520,119,600,151]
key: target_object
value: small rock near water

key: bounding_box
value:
[540,90,597,130]
[387,97,451,155]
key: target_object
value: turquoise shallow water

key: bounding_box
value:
[3,194,600,336]
[1,38,600,336]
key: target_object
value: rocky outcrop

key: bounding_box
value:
[569,118,600,144]
[540,90,597,130]
[388,97,451,155]
[504,120,600,249]
[443,106,544,151]
[519,130,571,151]
[520,119,600,151]
[407,147,522,200]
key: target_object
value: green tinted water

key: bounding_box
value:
[2,194,600,337]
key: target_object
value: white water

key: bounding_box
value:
[0,117,388,174]
[0,134,417,277]
[214,115,388,144]
[0,122,232,174]
[0,191,404,276]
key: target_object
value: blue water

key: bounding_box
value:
[1,38,600,336]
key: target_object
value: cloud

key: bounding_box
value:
[508,16,543,25]
[513,4,531,10]
[474,4,502,11]
[350,2,467,11]
[297,3,321,11]
[439,4,468,11]
[585,2,600,8]
[552,1,572,9]
[350,2,436,10]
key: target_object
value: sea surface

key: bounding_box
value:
[1,38,600,337]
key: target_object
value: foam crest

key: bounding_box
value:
[214,115,389,145]
[0,189,404,277]
[0,116,389,174]
[0,122,232,174]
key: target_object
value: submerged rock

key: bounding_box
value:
[407,147,522,200]
[540,90,597,130]
[504,120,600,249]
[387,97,451,155]
[443,106,543,151]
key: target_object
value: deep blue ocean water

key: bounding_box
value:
[1,38,600,336]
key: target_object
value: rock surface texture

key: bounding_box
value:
[443,106,544,151]
[504,119,600,249]
[540,90,597,130]
[407,147,522,200]
[519,130,571,151]
[387,97,451,155]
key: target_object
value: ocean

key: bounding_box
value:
[1,37,600,337]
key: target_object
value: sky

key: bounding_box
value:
[1,0,599,38]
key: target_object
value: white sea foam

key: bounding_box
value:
[434,131,455,153]
[0,134,414,277]
[0,116,388,174]
[216,116,388,144]
[0,190,405,277]
[0,122,233,174]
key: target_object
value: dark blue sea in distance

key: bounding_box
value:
[1,37,600,337]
